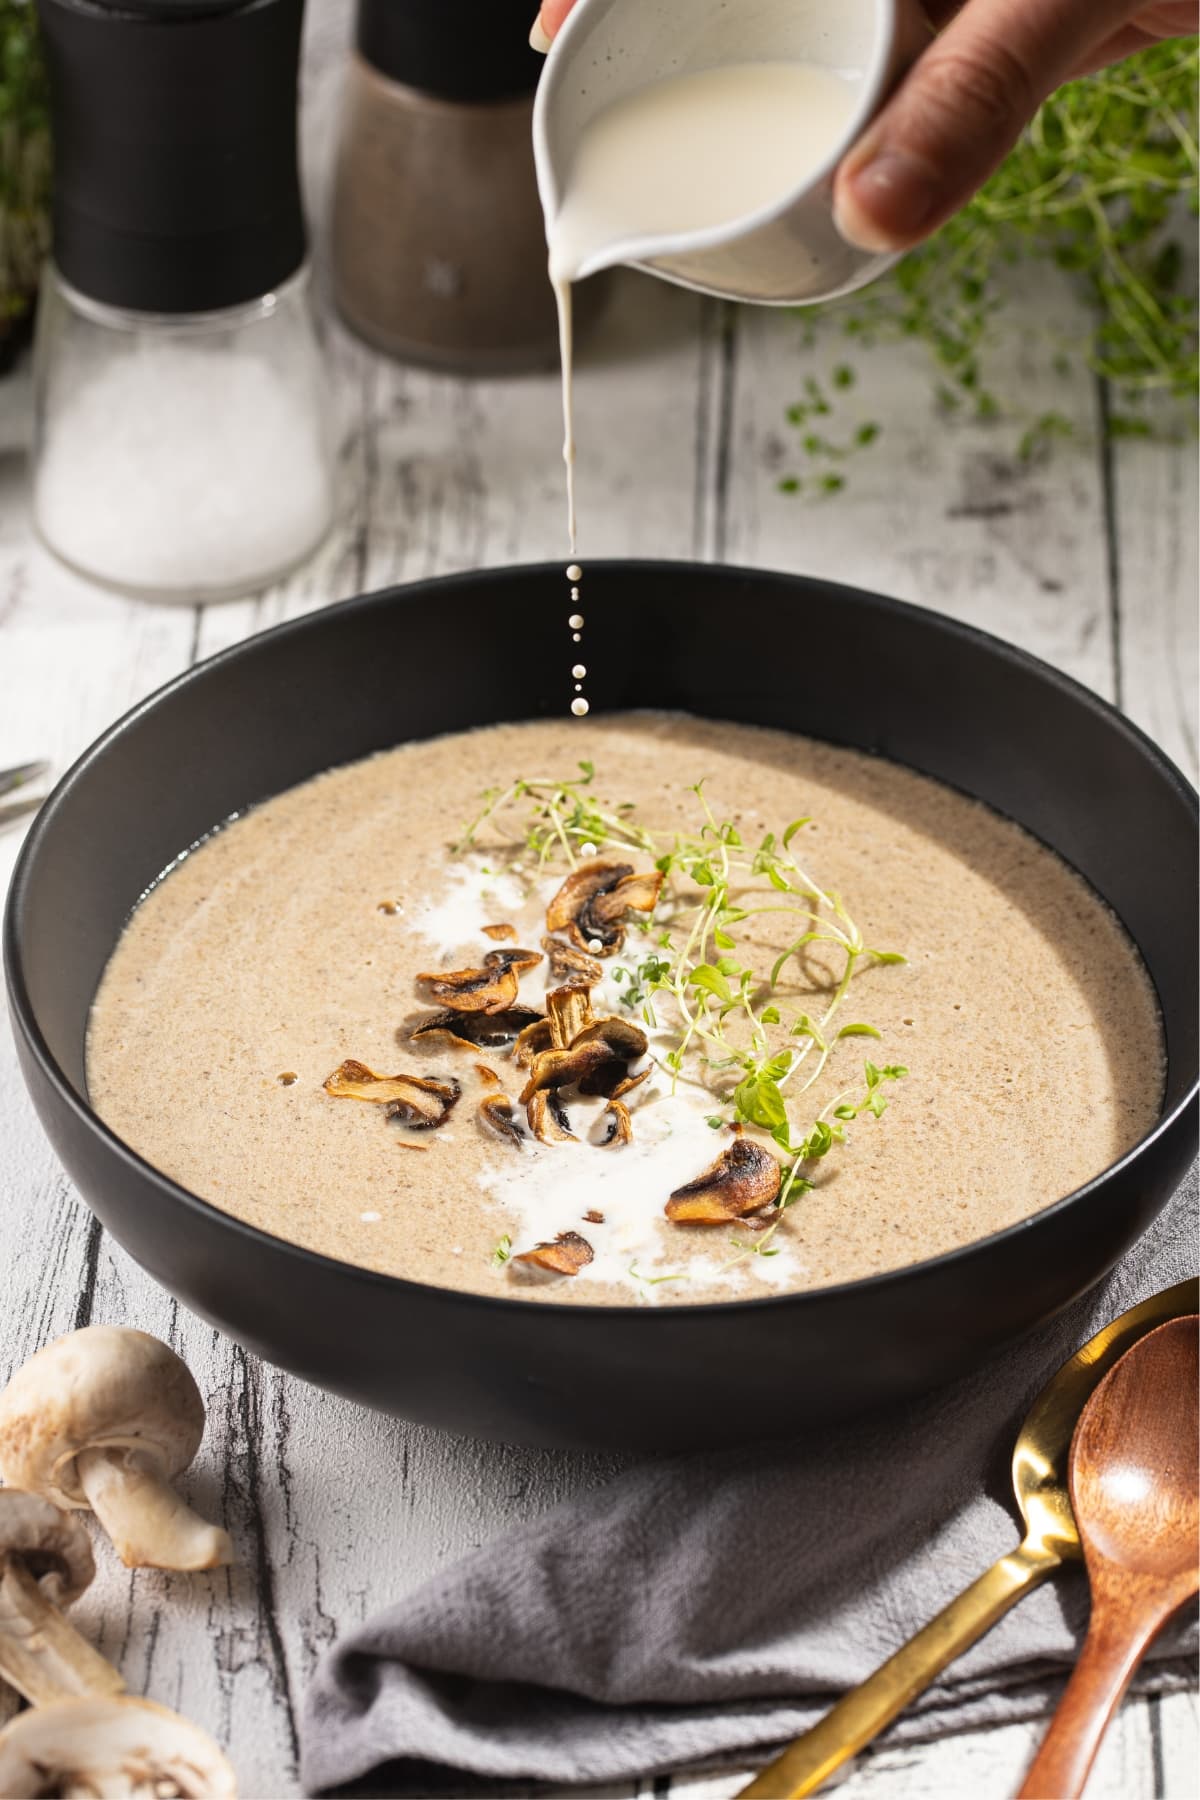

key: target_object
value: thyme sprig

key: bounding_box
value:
[456,764,907,1242]
[779,41,1199,493]
[490,1233,513,1267]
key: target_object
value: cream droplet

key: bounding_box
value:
[587,938,604,953]
[581,842,598,857]
[568,613,584,630]
[566,563,582,582]
[572,632,582,642]
[572,663,586,678]
[570,587,581,602]
[571,697,590,717]
[360,1210,381,1224]
[574,682,583,692]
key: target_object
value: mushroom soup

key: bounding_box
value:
[87,713,1164,1306]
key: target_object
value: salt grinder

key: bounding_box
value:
[32,0,335,602]
[332,0,566,371]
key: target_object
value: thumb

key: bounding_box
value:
[531,0,576,50]
[834,0,1140,252]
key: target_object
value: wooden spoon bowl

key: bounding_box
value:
[1019,1314,1199,1799]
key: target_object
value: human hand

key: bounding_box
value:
[529,0,578,53]
[529,1,1198,250]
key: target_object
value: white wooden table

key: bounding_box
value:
[1,4,1196,1793]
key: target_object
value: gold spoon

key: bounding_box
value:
[1018,1314,1199,1798]
[737,1275,1199,1800]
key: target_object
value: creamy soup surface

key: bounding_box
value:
[88,713,1164,1307]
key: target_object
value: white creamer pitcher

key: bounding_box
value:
[534,0,929,306]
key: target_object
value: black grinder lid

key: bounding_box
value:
[357,0,545,103]
[37,0,307,313]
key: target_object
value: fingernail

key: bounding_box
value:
[529,14,552,52]
[834,148,939,253]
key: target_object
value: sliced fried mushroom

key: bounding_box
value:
[541,935,604,984]
[545,860,663,955]
[572,1016,649,1061]
[545,982,596,1050]
[588,868,662,930]
[474,1063,501,1086]
[324,1060,414,1102]
[519,1040,620,1103]
[526,1089,577,1144]
[325,1062,459,1128]
[601,1099,634,1146]
[0,1696,236,1798]
[410,1005,543,1051]
[477,1094,524,1148]
[513,1232,594,1275]
[520,1018,648,1101]
[577,1058,628,1099]
[521,1008,651,1133]
[0,1328,233,1573]
[665,1138,783,1224]
[611,1067,651,1102]
[513,1016,553,1067]
[482,922,517,941]
[385,1077,460,1130]
[0,1491,125,1706]
[569,1020,650,1099]
[417,948,541,1014]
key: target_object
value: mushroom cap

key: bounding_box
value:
[0,1696,236,1797]
[545,860,662,955]
[0,1327,207,1510]
[665,1137,782,1223]
[513,1231,595,1276]
[0,1489,95,1605]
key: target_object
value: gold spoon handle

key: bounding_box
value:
[737,1540,1061,1799]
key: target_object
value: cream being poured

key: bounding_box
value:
[543,58,859,711]
[547,61,861,509]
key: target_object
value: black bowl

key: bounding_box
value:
[6,563,1197,1450]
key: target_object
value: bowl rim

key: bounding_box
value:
[6,558,1198,1323]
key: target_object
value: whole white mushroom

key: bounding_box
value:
[0,1327,233,1571]
[0,1695,236,1797]
[0,1489,125,1705]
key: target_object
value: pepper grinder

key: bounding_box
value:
[333,0,589,372]
[32,0,335,603]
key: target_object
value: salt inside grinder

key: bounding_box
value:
[32,0,335,601]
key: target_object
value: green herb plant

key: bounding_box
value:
[780,40,1198,493]
[458,763,907,1261]
[0,0,50,365]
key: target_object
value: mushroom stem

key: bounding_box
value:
[76,1449,232,1572]
[0,1558,125,1706]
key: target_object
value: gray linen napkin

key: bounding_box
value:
[302,1169,1198,1796]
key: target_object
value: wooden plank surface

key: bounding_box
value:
[0,0,1195,1791]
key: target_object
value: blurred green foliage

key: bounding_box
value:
[0,0,49,364]
[784,39,1199,489]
